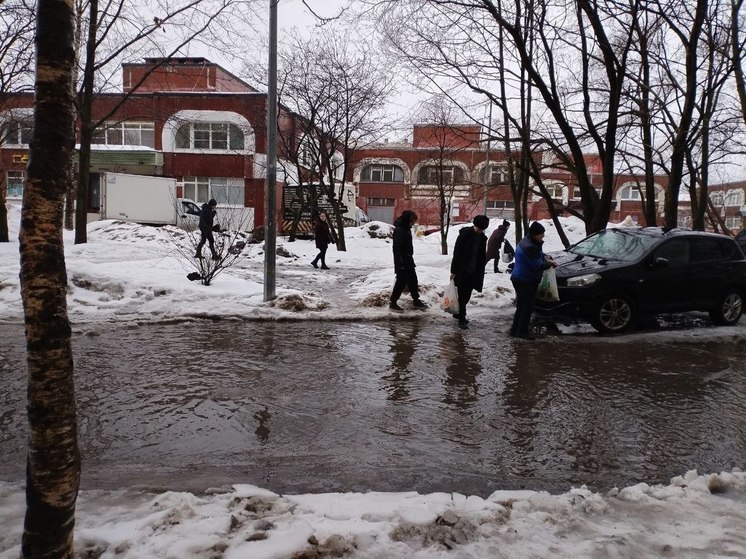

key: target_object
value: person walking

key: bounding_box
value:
[390,209,428,311]
[486,219,510,273]
[509,221,556,339]
[195,198,218,260]
[311,211,332,270]
[450,215,489,329]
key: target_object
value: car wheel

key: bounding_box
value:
[709,290,744,326]
[591,295,634,334]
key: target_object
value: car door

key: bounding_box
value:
[639,238,692,312]
[687,237,727,308]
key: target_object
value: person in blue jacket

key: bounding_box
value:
[509,221,556,339]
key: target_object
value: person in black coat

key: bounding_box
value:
[195,198,218,259]
[311,211,332,270]
[486,219,510,273]
[390,209,428,311]
[450,215,489,329]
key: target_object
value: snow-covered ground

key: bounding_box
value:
[2,204,745,558]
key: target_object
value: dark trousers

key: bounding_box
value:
[391,268,420,302]
[312,245,328,266]
[196,228,216,257]
[456,276,478,321]
[493,256,500,273]
[510,279,539,336]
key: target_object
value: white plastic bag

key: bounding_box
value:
[502,252,512,263]
[536,268,560,302]
[441,281,460,314]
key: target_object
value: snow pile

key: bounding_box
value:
[1,469,744,558]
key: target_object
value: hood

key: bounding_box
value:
[548,250,629,277]
[393,217,408,228]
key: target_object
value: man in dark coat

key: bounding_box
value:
[390,209,428,311]
[450,215,489,329]
[486,219,510,273]
[195,198,218,260]
[311,210,332,270]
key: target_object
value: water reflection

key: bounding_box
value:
[441,332,482,410]
[381,324,415,402]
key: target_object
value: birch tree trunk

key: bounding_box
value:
[19,0,80,557]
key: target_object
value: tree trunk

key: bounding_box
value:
[74,0,98,244]
[20,1,80,558]
[0,198,8,242]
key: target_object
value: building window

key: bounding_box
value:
[175,122,244,151]
[6,170,25,198]
[418,165,463,184]
[710,192,724,206]
[726,216,743,230]
[481,165,506,185]
[619,184,642,201]
[725,190,745,207]
[92,121,155,148]
[361,164,404,182]
[182,176,245,205]
[367,197,395,206]
[1,120,32,146]
[545,184,564,200]
[486,200,515,209]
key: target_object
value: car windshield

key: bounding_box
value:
[569,229,659,262]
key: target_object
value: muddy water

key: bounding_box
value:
[1,321,744,496]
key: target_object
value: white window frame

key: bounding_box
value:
[710,191,725,206]
[725,216,742,230]
[163,110,255,154]
[365,164,404,183]
[725,189,745,207]
[2,120,32,147]
[92,121,155,148]
[6,170,25,199]
[619,184,642,201]
[176,122,244,152]
[182,176,245,206]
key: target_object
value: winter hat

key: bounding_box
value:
[208,198,217,207]
[528,221,545,236]
[503,219,510,228]
[473,215,489,230]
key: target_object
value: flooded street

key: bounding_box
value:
[1,319,745,496]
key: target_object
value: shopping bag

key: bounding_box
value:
[441,281,460,314]
[536,268,560,302]
[502,252,512,263]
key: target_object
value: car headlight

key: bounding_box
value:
[566,273,601,287]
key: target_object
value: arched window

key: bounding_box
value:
[418,165,464,184]
[725,189,745,207]
[619,184,641,201]
[545,184,564,200]
[361,164,404,182]
[710,191,724,206]
[175,122,244,151]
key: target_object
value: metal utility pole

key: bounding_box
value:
[264,0,278,302]
[483,102,492,215]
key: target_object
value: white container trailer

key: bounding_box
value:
[100,172,199,230]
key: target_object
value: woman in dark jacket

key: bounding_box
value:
[311,211,332,270]
[450,215,489,328]
[486,219,510,273]
[509,221,556,339]
[390,210,428,311]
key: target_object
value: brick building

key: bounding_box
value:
[1,57,291,229]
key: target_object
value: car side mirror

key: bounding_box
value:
[653,257,669,268]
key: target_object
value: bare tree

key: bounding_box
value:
[0,0,35,242]
[258,29,393,251]
[19,1,80,557]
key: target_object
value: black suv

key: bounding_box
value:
[535,228,746,333]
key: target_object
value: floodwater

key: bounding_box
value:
[1,320,745,496]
